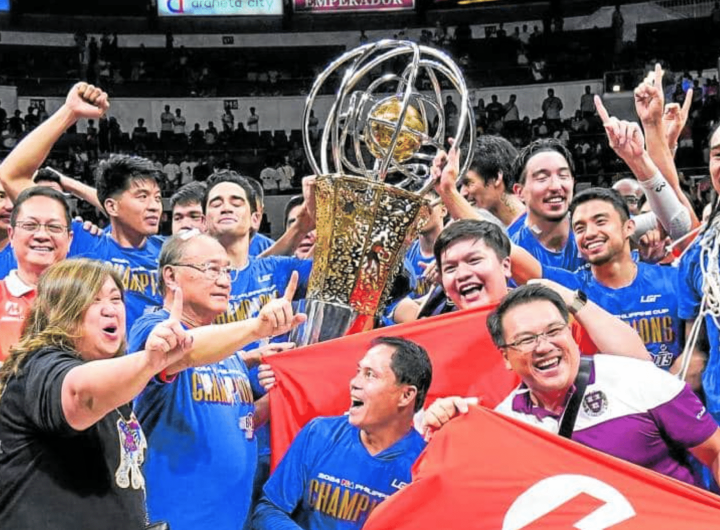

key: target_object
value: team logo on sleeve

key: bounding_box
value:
[582,391,608,417]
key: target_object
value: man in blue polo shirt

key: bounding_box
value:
[253,336,432,530]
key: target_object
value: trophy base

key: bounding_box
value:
[289,300,359,347]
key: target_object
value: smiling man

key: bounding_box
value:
[424,284,720,489]
[510,139,585,272]
[253,336,432,530]
[0,187,73,360]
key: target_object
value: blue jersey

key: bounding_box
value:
[678,239,720,421]
[0,220,103,280]
[0,244,13,280]
[511,222,585,272]
[129,309,257,530]
[403,239,435,299]
[253,416,425,530]
[543,262,681,368]
[78,234,165,334]
[249,232,275,257]
[507,211,527,239]
[217,255,312,458]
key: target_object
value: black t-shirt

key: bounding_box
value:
[0,347,147,529]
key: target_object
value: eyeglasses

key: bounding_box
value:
[171,262,235,281]
[622,195,640,205]
[15,220,68,235]
[501,323,568,352]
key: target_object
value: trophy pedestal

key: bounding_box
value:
[289,300,358,346]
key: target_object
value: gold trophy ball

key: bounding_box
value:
[367,97,426,163]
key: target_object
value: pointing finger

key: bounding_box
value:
[594,95,611,123]
[283,271,299,302]
[170,287,184,321]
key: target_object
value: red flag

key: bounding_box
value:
[268,303,520,469]
[364,407,720,530]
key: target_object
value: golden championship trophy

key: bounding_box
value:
[290,40,475,345]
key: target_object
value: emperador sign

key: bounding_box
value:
[293,0,414,13]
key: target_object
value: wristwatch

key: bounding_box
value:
[568,289,587,315]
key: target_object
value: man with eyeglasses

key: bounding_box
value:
[128,231,302,530]
[612,178,645,216]
[424,284,720,488]
[0,186,74,361]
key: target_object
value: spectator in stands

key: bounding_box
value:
[260,161,279,195]
[222,107,235,132]
[179,155,197,187]
[163,155,181,188]
[0,100,7,131]
[612,4,624,55]
[541,88,563,132]
[8,110,24,138]
[160,104,174,145]
[107,117,122,152]
[98,115,110,153]
[486,95,504,132]
[205,121,218,146]
[189,123,205,149]
[131,118,149,152]
[173,108,187,143]
[519,24,531,46]
[503,94,520,135]
[253,336,431,530]
[248,107,260,133]
[24,107,38,132]
[579,85,596,119]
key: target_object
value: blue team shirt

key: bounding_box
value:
[507,211,527,239]
[254,416,425,530]
[78,234,165,334]
[129,309,258,530]
[543,262,681,368]
[511,221,585,272]
[678,238,720,421]
[249,232,275,257]
[402,239,436,299]
[0,219,103,280]
[217,255,312,458]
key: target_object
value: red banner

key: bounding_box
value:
[293,0,414,13]
[364,407,720,530]
[267,304,519,469]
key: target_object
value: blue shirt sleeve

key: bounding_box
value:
[677,243,704,320]
[127,312,166,354]
[68,219,103,257]
[541,265,583,291]
[253,419,318,530]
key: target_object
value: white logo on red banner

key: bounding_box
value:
[503,474,636,530]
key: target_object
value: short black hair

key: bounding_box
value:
[512,138,574,186]
[11,186,72,228]
[284,195,304,228]
[170,181,207,211]
[434,219,511,269]
[468,135,519,191]
[33,168,61,186]
[569,187,630,224]
[372,336,432,412]
[203,170,257,214]
[487,284,569,348]
[95,154,164,214]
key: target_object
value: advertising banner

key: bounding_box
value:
[293,0,414,14]
[159,0,282,17]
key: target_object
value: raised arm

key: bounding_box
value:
[0,83,108,202]
[633,65,699,231]
[431,140,484,221]
[595,95,692,242]
[260,177,316,257]
[47,167,103,213]
[529,279,650,361]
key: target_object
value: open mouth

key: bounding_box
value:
[534,357,561,371]
[459,284,484,299]
[544,196,565,205]
[350,398,364,409]
[102,324,119,338]
[29,245,54,253]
